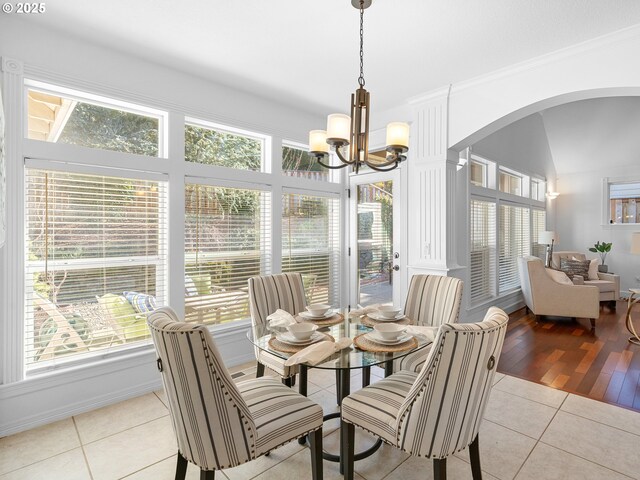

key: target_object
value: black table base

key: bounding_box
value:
[297,361,392,467]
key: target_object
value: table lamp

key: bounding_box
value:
[539,231,557,268]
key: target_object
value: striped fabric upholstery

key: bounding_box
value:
[248,273,306,378]
[342,307,508,460]
[395,274,464,372]
[147,307,323,472]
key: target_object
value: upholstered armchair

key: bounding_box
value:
[551,251,620,309]
[518,256,599,328]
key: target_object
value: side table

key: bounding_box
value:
[626,289,640,346]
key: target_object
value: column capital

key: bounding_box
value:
[1,57,23,75]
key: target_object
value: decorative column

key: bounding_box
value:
[1,56,25,383]
[406,87,462,279]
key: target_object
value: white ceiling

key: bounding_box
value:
[541,97,640,175]
[27,0,640,116]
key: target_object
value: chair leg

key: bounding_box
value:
[200,469,214,479]
[282,375,295,387]
[341,420,355,479]
[590,318,596,329]
[175,451,188,480]
[309,427,323,480]
[256,361,265,378]
[469,434,483,480]
[336,370,341,405]
[433,458,447,480]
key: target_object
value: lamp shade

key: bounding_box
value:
[326,114,351,143]
[539,231,557,245]
[631,232,640,255]
[309,130,329,154]
[386,122,410,148]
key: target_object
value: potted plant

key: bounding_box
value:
[588,241,612,272]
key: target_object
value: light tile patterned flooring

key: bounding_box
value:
[1,363,640,480]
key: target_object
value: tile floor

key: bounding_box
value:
[1,364,639,480]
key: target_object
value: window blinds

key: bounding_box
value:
[499,204,530,293]
[470,199,496,305]
[24,169,167,369]
[281,193,340,305]
[531,209,547,260]
[184,182,271,325]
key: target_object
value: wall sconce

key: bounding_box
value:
[545,191,560,200]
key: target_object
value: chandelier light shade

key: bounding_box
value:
[310,0,409,174]
[631,232,640,255]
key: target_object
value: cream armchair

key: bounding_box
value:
[518,256,599,328]
[551,251,620,309]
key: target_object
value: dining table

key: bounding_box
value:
[247,307,433,466]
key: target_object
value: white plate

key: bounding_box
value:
[366,332,412,345]
[367,311,406,322]
[299,311,335,320]
[277,331,324,345]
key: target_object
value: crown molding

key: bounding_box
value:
[451,23,640,96]
[404,23,640,106]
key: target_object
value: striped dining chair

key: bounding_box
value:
[395,274,464,372]
[342,307,509,480]
[248,273,307,384]
[148,307,324,480]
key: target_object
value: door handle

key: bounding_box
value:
[393,265,400,271]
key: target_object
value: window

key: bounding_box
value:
[25,168,167,369]
[469,199,496,305]
[608,181,640,224]
[26,87,161,157]
[531,178,546,201]
[282,193,340,305]
[184,183,271,324]
[282,144,330,182]
[499,204,530,293]
[531,209,547,260]
[470,160,487,187]
[185,122,264,171]
[499,169,523,196]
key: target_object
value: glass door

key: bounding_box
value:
[349,170,401,307]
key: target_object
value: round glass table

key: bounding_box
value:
[247,309,432,465]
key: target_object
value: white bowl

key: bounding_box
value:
[306,303,332,317]
[287,323,318,340]
[373,323,406,340]
[377,305,402,319]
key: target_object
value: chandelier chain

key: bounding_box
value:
[358,1,365,87]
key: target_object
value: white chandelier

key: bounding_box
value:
[309,0,410,174]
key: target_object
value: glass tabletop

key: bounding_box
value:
[246,308,432,371]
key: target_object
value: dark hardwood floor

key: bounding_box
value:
[498,302,640,412]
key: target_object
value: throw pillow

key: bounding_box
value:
[123,291,157,314]
[560,258,590,280]
[545,268,573,285]
[588,258,599,280]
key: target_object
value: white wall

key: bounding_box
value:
[0,16,326,435]
[556,173,640,294]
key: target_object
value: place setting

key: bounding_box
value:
[269,322,335,353]
[295,303,344,327]
[355,305,412,327]
[354,323,418,352]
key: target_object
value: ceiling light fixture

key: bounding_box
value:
[545,191,560,199]
[309,0,409,174]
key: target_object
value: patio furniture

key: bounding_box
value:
[97,293,148,342]
[147,307,324,480]
[340,307,509,480]
[33,295,89,361]
[394,274,464,372]
[247,273,306,384]
[184,289,248,323]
